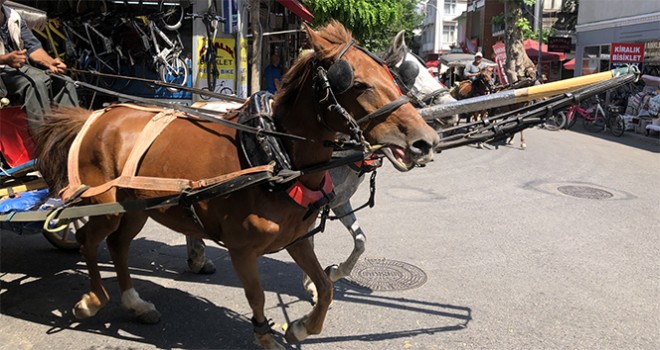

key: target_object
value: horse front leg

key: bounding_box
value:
[229,249,283,350]
[520,130,526,149]
[185,236,216,274]
[302,237,317,303]
[106,212,160,324]
[285,238,332,344]
[327,202,365,281]
[72,215,120,319]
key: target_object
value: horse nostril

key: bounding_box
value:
[410,139,433,156]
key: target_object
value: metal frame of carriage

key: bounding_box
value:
[0,65,640,250]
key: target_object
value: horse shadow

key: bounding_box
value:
[1,232,471,349]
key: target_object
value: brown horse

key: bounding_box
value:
[450,67,494,123]
[35,21,438,349]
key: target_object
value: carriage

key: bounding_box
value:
[0,19,641,349]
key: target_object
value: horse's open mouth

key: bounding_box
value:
[378,146,414,172]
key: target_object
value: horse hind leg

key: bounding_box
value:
[285,238,332,344]
[229,249,284,350]
[72,215,121,319]
[520,130,526,149]
[105,212,160,324]
[185,236,216,274]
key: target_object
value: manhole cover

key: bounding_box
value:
[557,185,613,200]
[341,258,427,291]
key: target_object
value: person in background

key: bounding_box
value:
[463,52,489,81]
[263,52,282,94]
[0,0,78,134]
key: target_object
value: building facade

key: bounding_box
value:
[419,0,469,58]
[574,0,660,76]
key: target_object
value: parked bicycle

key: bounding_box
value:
[556,96,626,136]
[188,0,227,99]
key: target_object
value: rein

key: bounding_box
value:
[50,74,309,142]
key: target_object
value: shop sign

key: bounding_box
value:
[197,37,237,95]
[548,36,571,53]
[491,41,508,84]
[610,42,644,70]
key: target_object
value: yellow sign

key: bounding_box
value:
[197,37,236,80]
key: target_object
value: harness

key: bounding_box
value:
[50,39,409,254]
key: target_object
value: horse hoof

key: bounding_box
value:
[136,309,161,324]
[521,143,527,150]
[189,257,216,275]
[73,292,103,319]
[324,264,340,282]
[198,259,216,274]
[254,332,285,350]
[73,302,95,319]
[284,317,309,343]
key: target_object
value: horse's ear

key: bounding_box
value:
[304,23,333,55]
[393,30,406,50]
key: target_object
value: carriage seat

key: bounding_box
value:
[0,102,36,168]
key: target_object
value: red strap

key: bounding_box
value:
[383,63,402,95]
[286,171,334,208]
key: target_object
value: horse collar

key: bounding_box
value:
[286,170,334,210]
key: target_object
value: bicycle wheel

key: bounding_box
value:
[199,87,212,100]
[565,110,577,129]
[159,0,185,31]
[206,54,218,92]
[544,112,565,131]
[609,114,626,137]
[159,56,189,91]
[583,114,605,133]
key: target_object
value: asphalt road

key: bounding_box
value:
[1,125,659,350]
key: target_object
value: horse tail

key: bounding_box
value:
[35,106,93,196]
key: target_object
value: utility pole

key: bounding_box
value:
[536,0,544,79]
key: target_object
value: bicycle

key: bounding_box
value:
[188,0,225,98]
[124,14,189,91]
[558,96,625,136]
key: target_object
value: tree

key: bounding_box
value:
[304,0,423,52]
[502,0,537,83]
[249,0,262,95]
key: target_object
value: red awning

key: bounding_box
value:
[563,58,575,70]
[276,0,314,22]
[523,39,566,62]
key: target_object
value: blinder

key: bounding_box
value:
[398,60,419,88]
[327,59,354,95]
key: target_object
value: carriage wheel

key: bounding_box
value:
[42,217,86,251]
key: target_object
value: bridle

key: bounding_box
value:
[387,51,450,108]
[312,39,411,151]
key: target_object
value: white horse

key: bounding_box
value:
[186,31,455,302]
[382,30,459,129]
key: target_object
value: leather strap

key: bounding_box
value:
[61,104,273,201]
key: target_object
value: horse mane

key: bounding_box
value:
[35,106,92,196]
[381,41,407,67]
[275,20,354,108]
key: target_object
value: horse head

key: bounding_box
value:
[473,67,494,95]
[381,30,458,127]
[275,22,439,172]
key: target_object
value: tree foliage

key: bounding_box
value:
[304,0,424,51]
